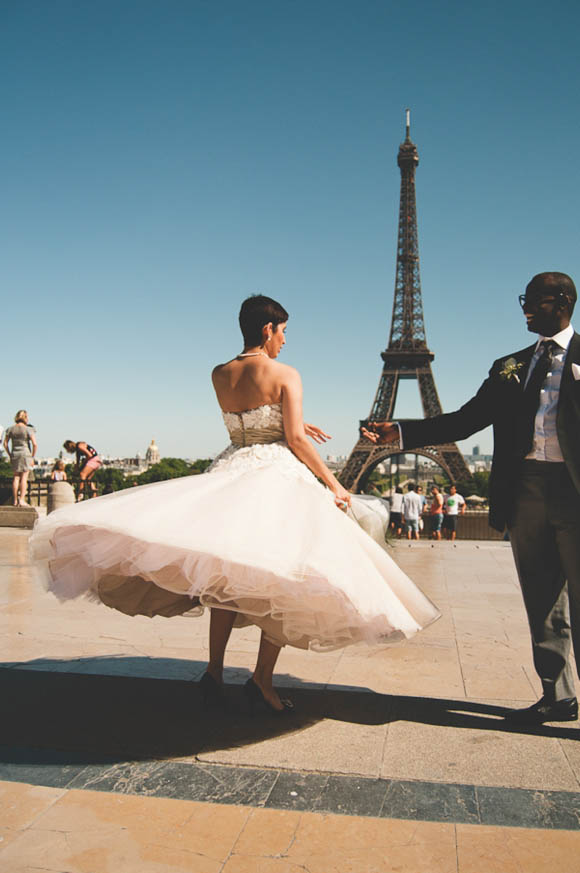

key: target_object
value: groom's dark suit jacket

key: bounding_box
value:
[400,332,580,531]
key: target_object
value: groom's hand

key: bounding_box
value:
[361,421,399,445]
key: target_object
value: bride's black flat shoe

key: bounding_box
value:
[243,677,294,715]
[199,671,226,707]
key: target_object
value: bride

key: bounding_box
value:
[31,295,439,713]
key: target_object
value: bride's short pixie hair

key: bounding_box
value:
[239,295,289,346]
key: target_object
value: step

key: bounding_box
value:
[0,506,39,529]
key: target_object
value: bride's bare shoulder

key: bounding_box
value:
[276,362,302,386]
[212,359,237,380]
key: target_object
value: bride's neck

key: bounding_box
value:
[240,346,268,356]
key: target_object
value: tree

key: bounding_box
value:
[93,467,128,492]
[136,458,193,484]
[471,470,490,498]
[190,458,212,475]
[134,457,212,484]
[61,457,215,494]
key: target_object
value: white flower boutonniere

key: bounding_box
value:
[499,357,525,384]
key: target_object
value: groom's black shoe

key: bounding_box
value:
[504,696,578,725]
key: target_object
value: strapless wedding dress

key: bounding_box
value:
[30,403,439,651]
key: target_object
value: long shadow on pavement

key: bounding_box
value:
[0,657,577,768]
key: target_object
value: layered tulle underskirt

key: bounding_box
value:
[30,442,440,651]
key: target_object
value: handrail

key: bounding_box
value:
[0,477,104,504]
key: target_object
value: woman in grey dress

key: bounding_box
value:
[3,410,37,506]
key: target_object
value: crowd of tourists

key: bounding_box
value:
[388,482,466,541]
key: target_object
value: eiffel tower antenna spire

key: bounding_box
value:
[340,112,471,492]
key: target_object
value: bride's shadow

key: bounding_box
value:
[0,656,577,768]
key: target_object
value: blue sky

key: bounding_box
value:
[2,0,579,460]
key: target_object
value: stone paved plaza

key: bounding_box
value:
[1,528,579,872]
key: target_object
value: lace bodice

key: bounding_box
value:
[210,401,315,486]
[222,402,284,447]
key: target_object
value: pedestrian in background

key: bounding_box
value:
[402,482,423,541]
[3,410,37,506]
[51,460,67,482]
[429,485,444,540]
[416,484,427,534]
[389,486,404,538]
[63,440,102,501]
[443,485,466,541]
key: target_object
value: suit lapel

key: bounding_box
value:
[560,331,580,397]
[516,345,537,391]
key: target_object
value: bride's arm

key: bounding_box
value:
[282,368,351,508]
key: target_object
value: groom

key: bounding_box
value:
[363,272,580,725]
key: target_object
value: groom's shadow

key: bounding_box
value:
[0,657,577,768]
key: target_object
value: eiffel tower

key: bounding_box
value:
[340,111,471,492]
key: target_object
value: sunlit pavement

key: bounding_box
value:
[1,529,579,872]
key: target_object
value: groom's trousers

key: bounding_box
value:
[508,460,580,701]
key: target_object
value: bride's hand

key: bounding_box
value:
[332,484,352,513]
[304,422,332,444]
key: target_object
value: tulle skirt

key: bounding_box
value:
[30,442,440,651]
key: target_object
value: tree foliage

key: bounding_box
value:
[0,454,213,493]
[93,467,128,492]
[470,470,491,498]
[189,458,212,475]
[0,457,13,478]
[136,458,195,484]
[91,458,214,491]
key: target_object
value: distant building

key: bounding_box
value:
[32,458,58,477]
[33,439,163,479]
[326,454,347,473]
[464,452,493,472]
[100,456,147,475]
[146,439,160,466]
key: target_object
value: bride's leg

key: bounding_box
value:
[252,632,284,710]
[207,607,236,683]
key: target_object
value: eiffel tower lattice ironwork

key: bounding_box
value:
[340,111,471,492]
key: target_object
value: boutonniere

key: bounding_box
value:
[499,357,525,384]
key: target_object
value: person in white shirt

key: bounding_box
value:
[442,485,465,540]
[402,483,423,541]
[416,484,427,534]
[389,486,404,537]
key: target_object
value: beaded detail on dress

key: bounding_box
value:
[210,402,315,485]
[222,402,284,446]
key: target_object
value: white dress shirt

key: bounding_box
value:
[524,323,574,463]
[393,323,574,458]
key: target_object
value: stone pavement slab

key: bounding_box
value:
[2,749,580,831]
[2,780,580,873]
[2,528,580,861]
[0,529,580,791]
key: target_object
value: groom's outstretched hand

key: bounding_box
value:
[361,421,399,445]
[304,423,332,444]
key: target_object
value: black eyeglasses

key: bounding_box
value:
[518,294,557,310]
